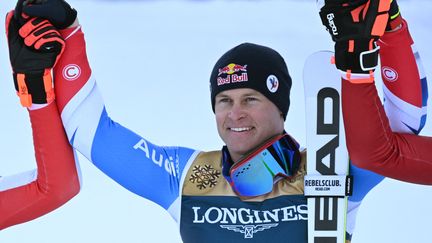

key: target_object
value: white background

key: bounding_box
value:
[0,0,431,242]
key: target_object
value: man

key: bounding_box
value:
[320,0,432,184]
[318,1,429,240]
[1,7,80,230]
[341,9,432,184]
[13,0,425,242]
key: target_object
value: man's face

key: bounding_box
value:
[215,88,285,162]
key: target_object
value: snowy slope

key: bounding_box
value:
[0,1,431,242]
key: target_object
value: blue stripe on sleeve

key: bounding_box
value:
[349,162,384,202]
[90,108,196,209]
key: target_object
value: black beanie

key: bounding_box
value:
[210,43,292,120]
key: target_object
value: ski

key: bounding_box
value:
[303,51,352,243]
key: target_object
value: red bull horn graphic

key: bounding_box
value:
[217,63,249,86]
[218,63,248,76]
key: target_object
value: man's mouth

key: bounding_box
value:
[229,127,253,132]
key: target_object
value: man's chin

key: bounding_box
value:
[227,143,258,160]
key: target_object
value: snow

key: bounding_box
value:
[0,0,431,242]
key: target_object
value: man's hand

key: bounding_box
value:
[318,0,391,76]
[6,10,65,107]
[16,0,77,29]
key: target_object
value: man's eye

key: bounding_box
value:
[245,97,258,102]
[218,98,230,104]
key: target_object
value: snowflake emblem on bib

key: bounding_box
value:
[189,165,221,190]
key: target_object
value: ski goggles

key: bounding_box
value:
[228,134,300,197]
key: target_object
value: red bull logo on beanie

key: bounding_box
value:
[217,63,249,86]
[218,63,248,75]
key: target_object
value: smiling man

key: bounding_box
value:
[214,87,285,162]
[212,43,290,163]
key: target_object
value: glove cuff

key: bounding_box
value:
[335,39,380,74]
[13,69,55,107]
